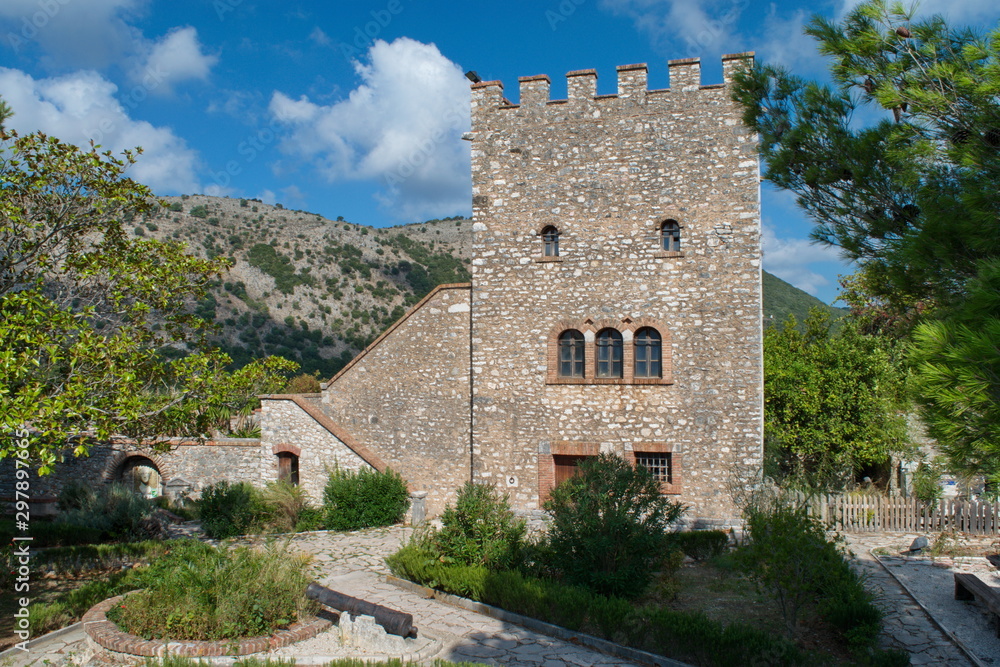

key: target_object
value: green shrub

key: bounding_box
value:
[109,540,315,640]
[294,506,326,532]
[261,480,308,533]
[435,482,526,570]
[323,467,409,530]
[543,453,686,598]
[385,541,488,599]
[736,502,853,636]
[189,204,209,218]
[670,529,730,561]
[198,481,267,539]
[57,482,160,543]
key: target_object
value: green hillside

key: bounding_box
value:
[143,195,846,380]
[762,270,848,330]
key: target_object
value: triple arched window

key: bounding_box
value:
[553,325,667,383]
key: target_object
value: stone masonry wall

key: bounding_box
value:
[468,56,764,524]
[0,438,263,511]
[320,284,472,516]
[258,395,375,503]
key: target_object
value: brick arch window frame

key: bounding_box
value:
[595,327,623,379]
[623,318,673,385]
[655,216,685,258]
[546,318,673,385]
[102,450,172,487]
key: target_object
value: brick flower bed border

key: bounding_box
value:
[82,593,332,658]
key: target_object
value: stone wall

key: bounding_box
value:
[0,438,263,512]
[258,395,378,502]
[468,56,764,523]
[319,284,473,515]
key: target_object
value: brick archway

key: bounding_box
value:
[102,450,172,486]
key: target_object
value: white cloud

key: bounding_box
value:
[761,224,847,296]
[756,6,826,73]
[269,37,471,221]
[0,66,201,194]
[133,26,217,92]
[599,0,748,59]
[0,3,216,93]
[309,27,331,47]
[0,0,144,69]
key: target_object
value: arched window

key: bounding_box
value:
[558,330,585,378]
[541,226,560,257]
[634,327,662,378]
[660,219,681,252]
[595,328,623,378]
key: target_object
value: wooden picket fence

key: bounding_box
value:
[795,493,1000,535]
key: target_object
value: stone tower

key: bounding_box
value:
[468,55,763,524]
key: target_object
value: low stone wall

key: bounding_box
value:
[0,438,264,509]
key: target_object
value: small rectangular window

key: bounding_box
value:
[635,452,671,484]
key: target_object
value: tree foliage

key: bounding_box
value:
[764,310,910,489]
[0,124,296,471]
[733,0,1000,481]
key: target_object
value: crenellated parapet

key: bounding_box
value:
[470,53,754,119]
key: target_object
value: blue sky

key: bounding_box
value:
[2,0,998,304]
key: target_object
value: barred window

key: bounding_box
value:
[634,327,662,378]
[542,226,560,257]
[595,328,623,378]
[558,330,585,378]
[661,219,681,252]
[635,452,672,483]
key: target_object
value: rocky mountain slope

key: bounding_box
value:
[141,195,844,380]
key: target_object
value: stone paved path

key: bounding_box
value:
[272,526,641,666]
[842,533,980,667]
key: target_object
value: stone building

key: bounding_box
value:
[2,55,763,527]
[259,54,764,525]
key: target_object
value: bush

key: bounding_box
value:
[261,480,308,533]
[108,540,315,640]
[670,529,730,561]
[435,482,526,570]
[57,482,161,542]
[543,453,686,598]
[323,467,409,530]
[736,501,880,642]
[198,481,268,539]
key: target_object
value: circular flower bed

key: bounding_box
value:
[83,593,331,658]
